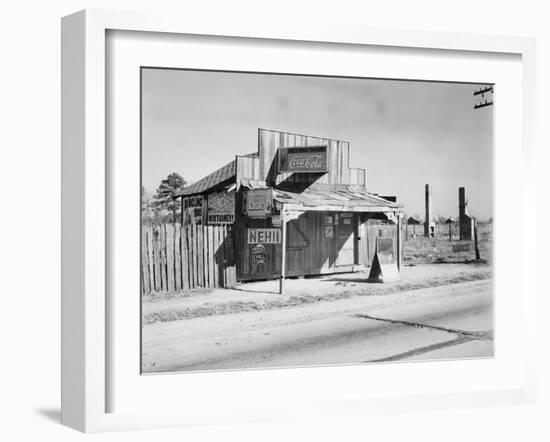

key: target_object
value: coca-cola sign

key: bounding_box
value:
[278,146,328,173]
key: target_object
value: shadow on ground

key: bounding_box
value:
[35,407,61,423]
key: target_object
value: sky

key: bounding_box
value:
[141,68,493,221]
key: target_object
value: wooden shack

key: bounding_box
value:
[175,128,404,286]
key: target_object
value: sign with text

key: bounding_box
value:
[368,237,400,283]
[244,188,273,217]
[207,191,235,225]
[251,244,267,265]
[277,145,328,173]
[247,228,281,244]
[182,195,203,210]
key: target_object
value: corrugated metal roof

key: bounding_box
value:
[273,188,402,212]
[175,160,236,196]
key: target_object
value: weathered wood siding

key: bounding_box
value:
[237,209,367,281]
[234,129,367,190]
[257,128,366,188]
[235,154,261,188]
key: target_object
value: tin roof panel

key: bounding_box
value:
[175,160,236,196]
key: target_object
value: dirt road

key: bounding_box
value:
[142,278,493,373]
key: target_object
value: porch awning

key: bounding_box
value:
[273,188,403,213]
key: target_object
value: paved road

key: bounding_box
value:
[141,279,493,373]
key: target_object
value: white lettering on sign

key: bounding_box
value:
[288,154,324,170]
[247,228,281,244]
[245,189,273,217]
[249,202,266,210]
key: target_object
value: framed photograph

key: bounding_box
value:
[61,9,537,432]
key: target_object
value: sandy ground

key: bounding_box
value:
[143,263,492,322]
[142,264,493,373]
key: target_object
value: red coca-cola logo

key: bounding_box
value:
[288,154,324,170]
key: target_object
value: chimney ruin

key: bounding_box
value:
[424,184,434,237]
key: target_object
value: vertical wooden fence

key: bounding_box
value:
[141,223,236,295]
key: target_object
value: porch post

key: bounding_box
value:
[279,208,287,295]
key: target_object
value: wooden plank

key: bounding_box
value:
[206,226,213,287]
[222,225,230,286]
[184,225,191,289]
[189,225,196,289]
[146,226,155,293]
[213,225,220,287]
[140,227,147,294]
[174,223,181,291]
[208,226,215,288]
[214,226,223,287]
[188,225,194,289]
[153,225,161,291]
[194,224,200,289]
[226,226,236,287]
[166,223,175,291]
[219,225,226,287]
[209,225,215,286]
[160,224,168,291]
[181,225,189,290]
[141,226,150,294]
[202,225,209,287]
[199,224,205,288]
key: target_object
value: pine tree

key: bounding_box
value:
[151,173,186,223]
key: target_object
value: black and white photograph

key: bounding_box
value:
[140,68,494,374]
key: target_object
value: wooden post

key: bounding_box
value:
[474,218,481,261]
[279,210,287,295]
[396,213,402,271]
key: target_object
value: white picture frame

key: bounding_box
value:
[61,9,537,433]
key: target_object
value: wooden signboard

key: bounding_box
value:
[207,191,235,225]
[182,195,203,210]
[277,145,328,173]
[247,228,281,244]
[243,188,273,217]
[251,244,267,265]
[368,237,400,283]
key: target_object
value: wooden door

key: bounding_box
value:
[285,215,311,276]
[334,213,355,266]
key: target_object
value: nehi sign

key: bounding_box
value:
[247,228,281,244]
[277,145,328,173]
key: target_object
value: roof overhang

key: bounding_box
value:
[273,188,404,214]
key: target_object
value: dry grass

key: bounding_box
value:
[403,222,492,265]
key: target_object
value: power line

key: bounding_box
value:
[473,86,493,109]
